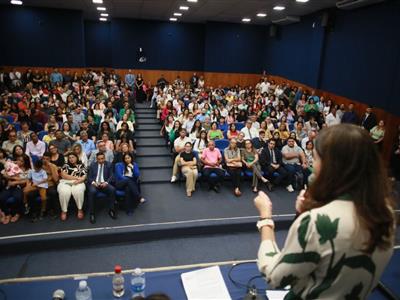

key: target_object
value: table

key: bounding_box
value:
[1,250,398,300]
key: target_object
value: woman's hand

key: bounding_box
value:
[254,191,272,219]
[295,189,306,214]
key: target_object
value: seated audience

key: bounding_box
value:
[224,139,242,196]
[281,137,308,192]
[88,140,114,166]
[241,140,272,193]
[49,130,71,154]
[193,130,208,155]
[87,152,116,224]
[226,123,239,140]
[170,129,192,183]
[207,122,223,141]
[72,142,89,167]
[241,120,259,140]
[48,144,66,168]
[115,153,143,215]
[2,130,23,155]
[200,140,225,192]
[260,139,289,191]
[370,120,385,150]
[25,132,46,159]
[180,142,198,197]
[0,155,30,224]
[58,152,87,221]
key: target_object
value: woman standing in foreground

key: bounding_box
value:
[254,124,395,299]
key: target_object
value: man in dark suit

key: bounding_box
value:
[260,139,289,191]
[360,106,377,131]
[87,152,116,224]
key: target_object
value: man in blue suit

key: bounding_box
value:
[87,152,116,224]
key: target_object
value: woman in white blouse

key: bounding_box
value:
[254,124,395,299]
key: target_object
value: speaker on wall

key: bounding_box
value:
[321,9,336,31]
[269,24,278,38]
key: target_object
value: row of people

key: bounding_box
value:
[0,148,144,224]
[170,127,312,197]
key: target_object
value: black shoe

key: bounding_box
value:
[39,211,46,220]
[30,214,38,223]
[89,214,96,224]
[108,209,117,220]
[212,185,220,193]
[266,182,273,192]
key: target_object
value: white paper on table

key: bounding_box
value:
[181,266,232,300]
[266,290,290,300]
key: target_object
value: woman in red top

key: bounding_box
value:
[227,123,239,140]
[161,101,173,122]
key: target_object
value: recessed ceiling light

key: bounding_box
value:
[187,0,198,2]
[242,18,251,22]
[273,5,286,11]
[100,13,109,17]
[170,17,178,21]
[257,13,267,17]
[296,0,309,2]
[10,0,23,5]
[96,7,106,11]
[179,6,189,10]
[92,0,103,3]
[99,17,107,21]
[173,12,182,16]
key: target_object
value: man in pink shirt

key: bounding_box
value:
[201,140,225,192]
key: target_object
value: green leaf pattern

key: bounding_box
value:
[271,213,378,299]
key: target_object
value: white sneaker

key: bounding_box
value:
[171,176,177,183]
[286,185,294,193]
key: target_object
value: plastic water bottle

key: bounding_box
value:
[75,280,92,300]
[112,265,125,298]
[131,268,145,298]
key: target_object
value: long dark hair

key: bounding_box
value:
[305,124,395,253]
[123,152,135,174]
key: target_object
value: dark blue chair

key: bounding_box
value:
[214,139,229,152]
[38,131,48,141]
[235,122,245,131]
[12,123,21,132]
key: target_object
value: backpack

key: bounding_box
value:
[293,170,304,191]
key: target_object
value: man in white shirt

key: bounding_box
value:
[250,114,260,130]
[301,129,317,150]
[260,79,270,95]
[9,69,22,88]
[241,120,259,140]
[183,113,195,133]
[282,137,308,192]
[171,129,192,182]
[25,132,46,159]
[325,107,341,127]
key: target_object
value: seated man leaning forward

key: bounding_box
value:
[170,128,191,183]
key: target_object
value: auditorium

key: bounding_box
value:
[0,0,399,299]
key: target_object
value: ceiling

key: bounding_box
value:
[1,0,339,24]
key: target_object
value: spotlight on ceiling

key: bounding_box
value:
[242,18,251,22]
[96,7,106,11]
[257,13,267,17]
[170,17,178,21]
[179,6,189,10]
[174,12,182,16]
[99,17,108,21]
[273,5,286,10]
[10,0,23,5]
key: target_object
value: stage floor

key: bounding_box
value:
[0,182,297,238]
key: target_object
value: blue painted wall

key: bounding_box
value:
[109,19,205,70]
[204,22,266,73]
[263,13,325,88]
[84,21,112,68]
[0,5,85,67]
[320,1,400,112]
